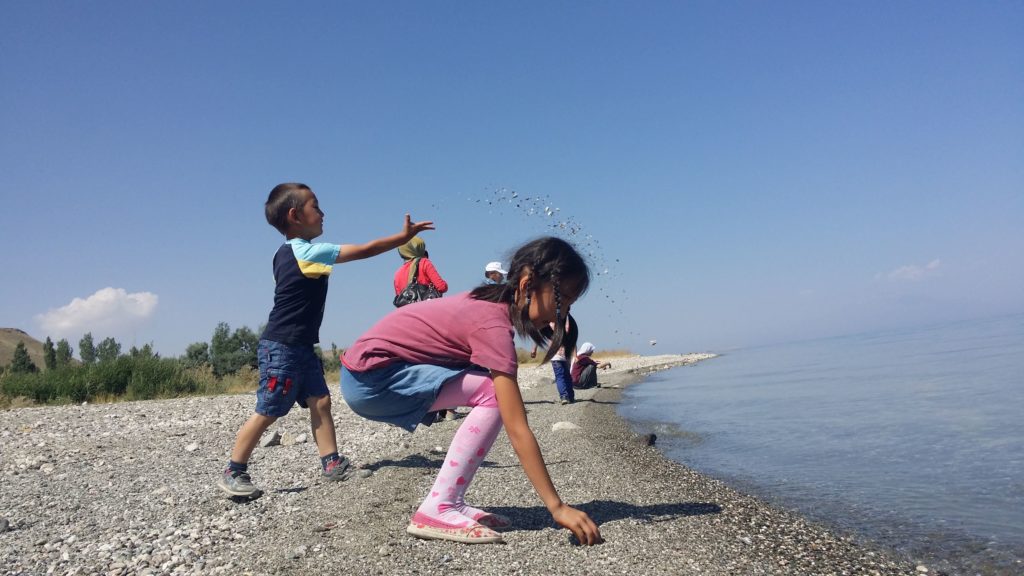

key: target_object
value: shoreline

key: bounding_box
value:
[0,354,920,575]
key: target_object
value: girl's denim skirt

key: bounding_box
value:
[340,362,465,432]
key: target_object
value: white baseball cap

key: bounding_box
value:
[485,261,507,275]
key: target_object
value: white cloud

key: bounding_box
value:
[876,259,942,282]
[35,287,159,339]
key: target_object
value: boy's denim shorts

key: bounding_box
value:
[255,339,329,417]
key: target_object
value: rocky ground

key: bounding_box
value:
[1,354,926,575]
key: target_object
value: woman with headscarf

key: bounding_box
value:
[393,236,449,299]
[570,342,611,390]
[394,236,454,421]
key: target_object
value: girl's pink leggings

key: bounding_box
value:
[411,371,503,527]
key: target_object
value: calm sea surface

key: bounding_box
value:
[619,314,1024,574]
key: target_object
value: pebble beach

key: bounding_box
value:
[0,353,923,575]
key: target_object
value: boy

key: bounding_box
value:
[217,182,434,498]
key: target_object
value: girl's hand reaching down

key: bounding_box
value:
[551,503,603,545]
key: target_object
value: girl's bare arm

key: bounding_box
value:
[492,370,602,545]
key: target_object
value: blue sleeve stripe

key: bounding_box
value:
[291,241,340,265]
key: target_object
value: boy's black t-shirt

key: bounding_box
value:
[261,239,341,346]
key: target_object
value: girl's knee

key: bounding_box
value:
[470,380,498,408]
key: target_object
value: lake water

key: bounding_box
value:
[619,313,1024,574]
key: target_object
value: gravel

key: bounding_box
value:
[0,354,923,575]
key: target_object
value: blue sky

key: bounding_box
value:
[2,2,1021,358]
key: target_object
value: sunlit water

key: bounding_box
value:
[619,314,1024,574]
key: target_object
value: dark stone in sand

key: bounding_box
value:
[639,433,657,446]
[0,518,8,533]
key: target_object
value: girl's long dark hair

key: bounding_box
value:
[470,236,590,363]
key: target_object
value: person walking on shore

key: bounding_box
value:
[217,182,434,499]
[340,237,602,545]
[530,314,579,404]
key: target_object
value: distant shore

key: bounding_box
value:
[0,353,920,575]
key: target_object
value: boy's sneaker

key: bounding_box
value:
[217,469,259,498]
[322,456,352,481]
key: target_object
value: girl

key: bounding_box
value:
[340,237,602,545]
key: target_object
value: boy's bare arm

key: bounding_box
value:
[335,215,434,263]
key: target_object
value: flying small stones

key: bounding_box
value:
[466,186,633,348]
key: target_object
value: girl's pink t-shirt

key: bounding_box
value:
[342,292,517,377]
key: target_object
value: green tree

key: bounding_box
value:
[129,343,157,359]
[10,341,38,374]
[96,337,122,363]
[210,322,259,377]
[56,339,73,367]
[79,332,96,365]
[184,342,210,366]
[43,337,57,370]
[319,342,342,372]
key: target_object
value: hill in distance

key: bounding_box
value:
[0,328,47,369]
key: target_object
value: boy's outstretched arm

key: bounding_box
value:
[336,214,434,263]
[492,371,603,545]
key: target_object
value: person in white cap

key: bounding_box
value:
[483,261,507,285]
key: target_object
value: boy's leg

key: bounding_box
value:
[230,413,278,464]
[218,339,297,497]
[298,346,351,481]
[307,394,338,455]
[218,413,277,497]
[307,394,350,480]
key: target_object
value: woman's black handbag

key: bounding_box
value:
[393,258,442,307]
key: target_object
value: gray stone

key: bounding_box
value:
[260,430,281,448]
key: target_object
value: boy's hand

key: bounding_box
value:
[551,503,602,545]
[403,214,435,238]
[336,216,435,263]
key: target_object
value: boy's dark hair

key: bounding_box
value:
[470,236,590,363]
[266,183,311,234]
